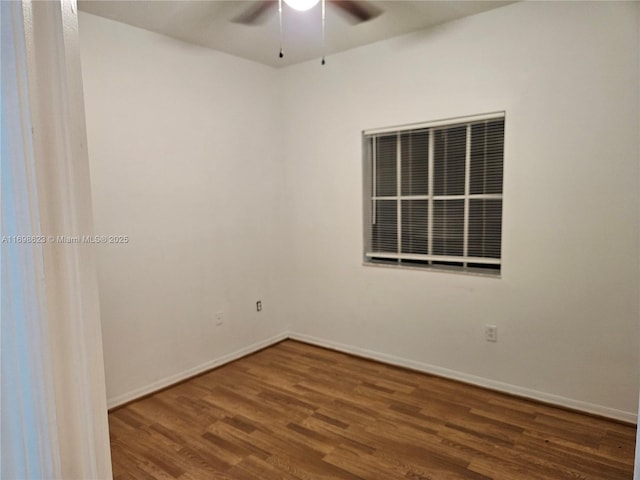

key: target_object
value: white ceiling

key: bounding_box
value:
[78,1,512,68]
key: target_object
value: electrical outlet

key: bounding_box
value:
[485,324,497,342]
[256,300,262,312]
[215,312,224,326]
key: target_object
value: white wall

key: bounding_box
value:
[79,12,288,406]
[80,1,640,420]
[280,1,640,420]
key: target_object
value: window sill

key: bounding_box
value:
[362,261,501,279]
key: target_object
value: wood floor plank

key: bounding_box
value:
[108,340,636,479]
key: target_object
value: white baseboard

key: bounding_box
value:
[106,332,289,409]
[107,330,637,424]
[288,332,638,424]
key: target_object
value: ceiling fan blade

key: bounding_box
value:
[233,1,278,25]
[332,0,381,23]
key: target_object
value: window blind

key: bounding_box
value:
[363,113,505,273]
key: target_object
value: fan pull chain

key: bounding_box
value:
[321,0,326,65]
[278,0,284,58]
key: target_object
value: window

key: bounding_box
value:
[363,112,505,274]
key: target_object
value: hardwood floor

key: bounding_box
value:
[109,340,636,479]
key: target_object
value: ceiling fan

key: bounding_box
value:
[233,0,382,64]
[233,0,382,26]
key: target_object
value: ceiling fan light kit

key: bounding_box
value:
[283,0,320,12]
[279,0,326,64]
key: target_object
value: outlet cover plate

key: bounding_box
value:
[485,324,497,342]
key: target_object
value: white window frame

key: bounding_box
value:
[363,112,505,275]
